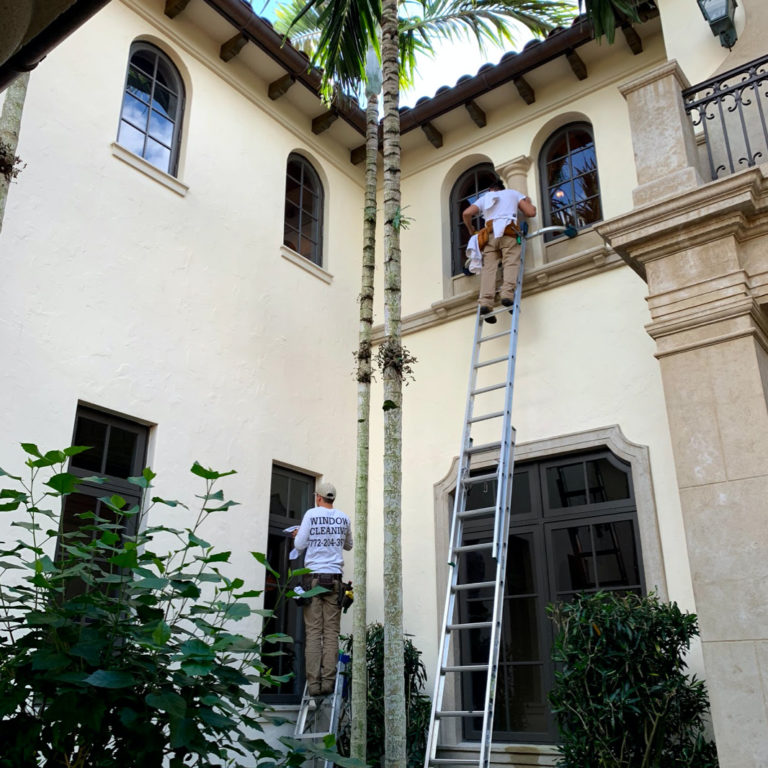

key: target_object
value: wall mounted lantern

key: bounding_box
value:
[697,0,738,49]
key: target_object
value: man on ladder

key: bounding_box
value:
[462,175,537,323]
[293,481,353,696]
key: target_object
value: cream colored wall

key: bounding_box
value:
[365,265,699,682]
[0,0,365,644]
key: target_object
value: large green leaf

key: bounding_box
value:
[84,669,137,688]
[146,691,187,718]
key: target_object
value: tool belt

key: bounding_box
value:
[313,573,341,587]
[477,219,520,250]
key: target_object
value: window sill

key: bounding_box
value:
[280,244,333,284]
[110,142,189,197]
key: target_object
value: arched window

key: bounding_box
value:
[117,42,185,176]
[457,449,643,743]
[449,163,497,276]
[284,154,324,266]
[539,123,602,237]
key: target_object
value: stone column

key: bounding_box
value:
[496,155,532,196]
[599,168,768,768]
[619,60,703,206]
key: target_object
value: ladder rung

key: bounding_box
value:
[454,542,493,553]
[478,329,510,343]
[457,505,495,520]
[441,664,488,673]
[466,440,502,455]
[429,760,480,766]
[293,731,332,739]
[447,621,492,631]
[435,710,483,718]
[474,355,508,369]
[468,410,505,423]
[461,473,497,487]
[451,581,495,592]
[471,382,507,396]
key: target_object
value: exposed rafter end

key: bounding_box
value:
[312,110,339,135]
[565,49,588,81]
[465,100,487,128]
[164,0,192,19]
[421,121,443,149]
[268,73,296,100]
[622,25,643,55]
[220,33,248,62]
[350,145,366,165]
[514,76,535,105]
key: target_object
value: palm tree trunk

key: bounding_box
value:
[380,0,406,764]
[0,72,30,234]
[351,89,378,762]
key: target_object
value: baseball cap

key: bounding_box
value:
[316,481,336,502]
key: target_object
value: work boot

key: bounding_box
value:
[501,297,514,307]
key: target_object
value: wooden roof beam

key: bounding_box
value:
[220,33,248,62]
[514,76,535,105]
[622,24,643,55]
[565,49,588,80]
[268,73,296,100]
[465,100,487,128]
[164,0,192,19]
[312,110,339,134]
[421,121,443,149]
[350,145,366,165]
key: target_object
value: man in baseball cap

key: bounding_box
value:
[293,481,352,696]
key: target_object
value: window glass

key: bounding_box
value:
[283,154,324,266]
[540,123,603,238]
[71,417,107,472]
[449,163,497,276]
[118,43,184,176]
[457,450,644,744]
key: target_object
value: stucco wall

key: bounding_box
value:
[0,0,365,645]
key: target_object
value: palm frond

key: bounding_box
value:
[578,0,641,43]
[276,0,382,98]
[273,0,323,56]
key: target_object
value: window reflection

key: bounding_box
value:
[118,43,184,175]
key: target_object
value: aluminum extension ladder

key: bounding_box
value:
[294,650,350,768]
[424,225,573,768]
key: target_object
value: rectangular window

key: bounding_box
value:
[58,405,149,596]
[261,464,315,704]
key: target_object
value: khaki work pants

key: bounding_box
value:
[478,232,521,307]
[303,577,341,694]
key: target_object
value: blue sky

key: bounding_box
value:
[249,0,579,107]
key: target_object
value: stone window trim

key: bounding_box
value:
[430,424,668,751]
[110,142,189,197]
[280,244,334,284]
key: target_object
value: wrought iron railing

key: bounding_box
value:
[683,54,768,181]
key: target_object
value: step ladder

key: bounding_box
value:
[424,227,525,768]
[294,650,350,768]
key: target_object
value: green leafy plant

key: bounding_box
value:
[342,622,431,768]
[548,591,719,768]
[0,443,346,767]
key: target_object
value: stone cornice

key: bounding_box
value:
[597,167,768,278]
[372,244,623,343]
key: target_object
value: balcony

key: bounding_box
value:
[684,54,768,181]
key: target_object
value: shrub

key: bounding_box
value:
[343,622,431,768]
[0,443,344,767]
[548,591,718,768]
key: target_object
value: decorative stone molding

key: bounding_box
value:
[111,142,189,197]
[496,155,533,195]
[373,242,623,343]
[280,244,334,284]
[619,60,702,206]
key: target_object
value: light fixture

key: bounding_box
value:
[697,0,738,49]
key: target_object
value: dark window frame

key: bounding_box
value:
[117,41,185,177]
[283,153,324,267]
[457,448,645,744]
[539,122,603,241]
[261,464,315,704]
[449,163,497,277]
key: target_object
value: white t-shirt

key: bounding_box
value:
[294,506,353,574]
[476,188,527,238]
